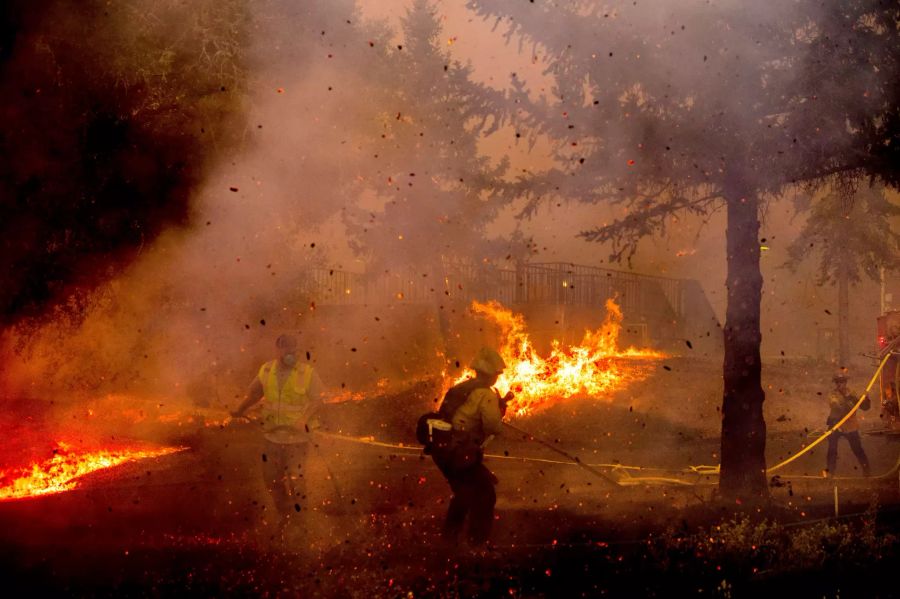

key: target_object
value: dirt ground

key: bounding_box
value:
[3,357,900,597]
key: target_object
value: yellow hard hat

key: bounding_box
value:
[470,347,506,376]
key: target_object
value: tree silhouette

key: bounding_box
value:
[467,0,900,499]
[0,0,248,325]
[342,0,510,282]
[787,186,900,365]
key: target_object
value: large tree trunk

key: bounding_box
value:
[837,261,850,367]
[719,191,768,501]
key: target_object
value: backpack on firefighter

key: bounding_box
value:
[416,379,487,471]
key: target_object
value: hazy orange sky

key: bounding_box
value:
[353,0,893,358]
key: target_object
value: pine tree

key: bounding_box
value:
[467,0,900,499]
[342,0,509,285]
[787,186,900,366]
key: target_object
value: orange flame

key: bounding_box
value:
[326,378,391,404]
[458,298,664,416]
[0,442,185,501]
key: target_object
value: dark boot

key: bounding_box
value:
[442,492,467,546]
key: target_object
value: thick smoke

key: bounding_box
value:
[0,0,247,325]
[1,0,895,445]
[1,3,897,579]
[0,0,506,413]
[462,0,898,360]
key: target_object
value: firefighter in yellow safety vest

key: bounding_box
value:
[232,334,325,524]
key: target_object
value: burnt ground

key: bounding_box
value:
[3,357,900,597]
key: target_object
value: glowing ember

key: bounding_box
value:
[327,389,367,404]
[0,442,185,501]
[326,378,389,404]
[457,299,665,416]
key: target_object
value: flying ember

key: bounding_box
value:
[0,442,186,501]
[459,299,665,416]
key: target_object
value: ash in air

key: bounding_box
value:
[0,0,898,596]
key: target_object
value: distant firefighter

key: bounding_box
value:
[232,334,325,531]
[426,347,513,547]
[825,371,871,477]
[881,382,900,426]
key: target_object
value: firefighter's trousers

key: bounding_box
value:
[438,460,497,546]
[826,430,870,476]
[262,439,310,518]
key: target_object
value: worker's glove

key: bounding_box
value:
[499,391,514,417]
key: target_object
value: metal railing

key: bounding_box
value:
[296,261,692,322]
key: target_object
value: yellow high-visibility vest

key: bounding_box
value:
[258,360,314,429]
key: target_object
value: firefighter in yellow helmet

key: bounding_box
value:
[432,347,513,547]
[232,334,325,528]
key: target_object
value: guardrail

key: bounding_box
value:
[296,261,696,323]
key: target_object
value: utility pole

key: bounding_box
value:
[838,259,850,367]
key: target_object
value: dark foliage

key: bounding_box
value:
[0,0,247,324]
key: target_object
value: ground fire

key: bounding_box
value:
[454,299,665,416]
[0,442,185,501]
[2,0,900,596]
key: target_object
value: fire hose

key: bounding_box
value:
[313,429,711,486]
[224,349,900,491]
[766,350,895,475]
[501,421,620,487]
[227,419,347,505]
